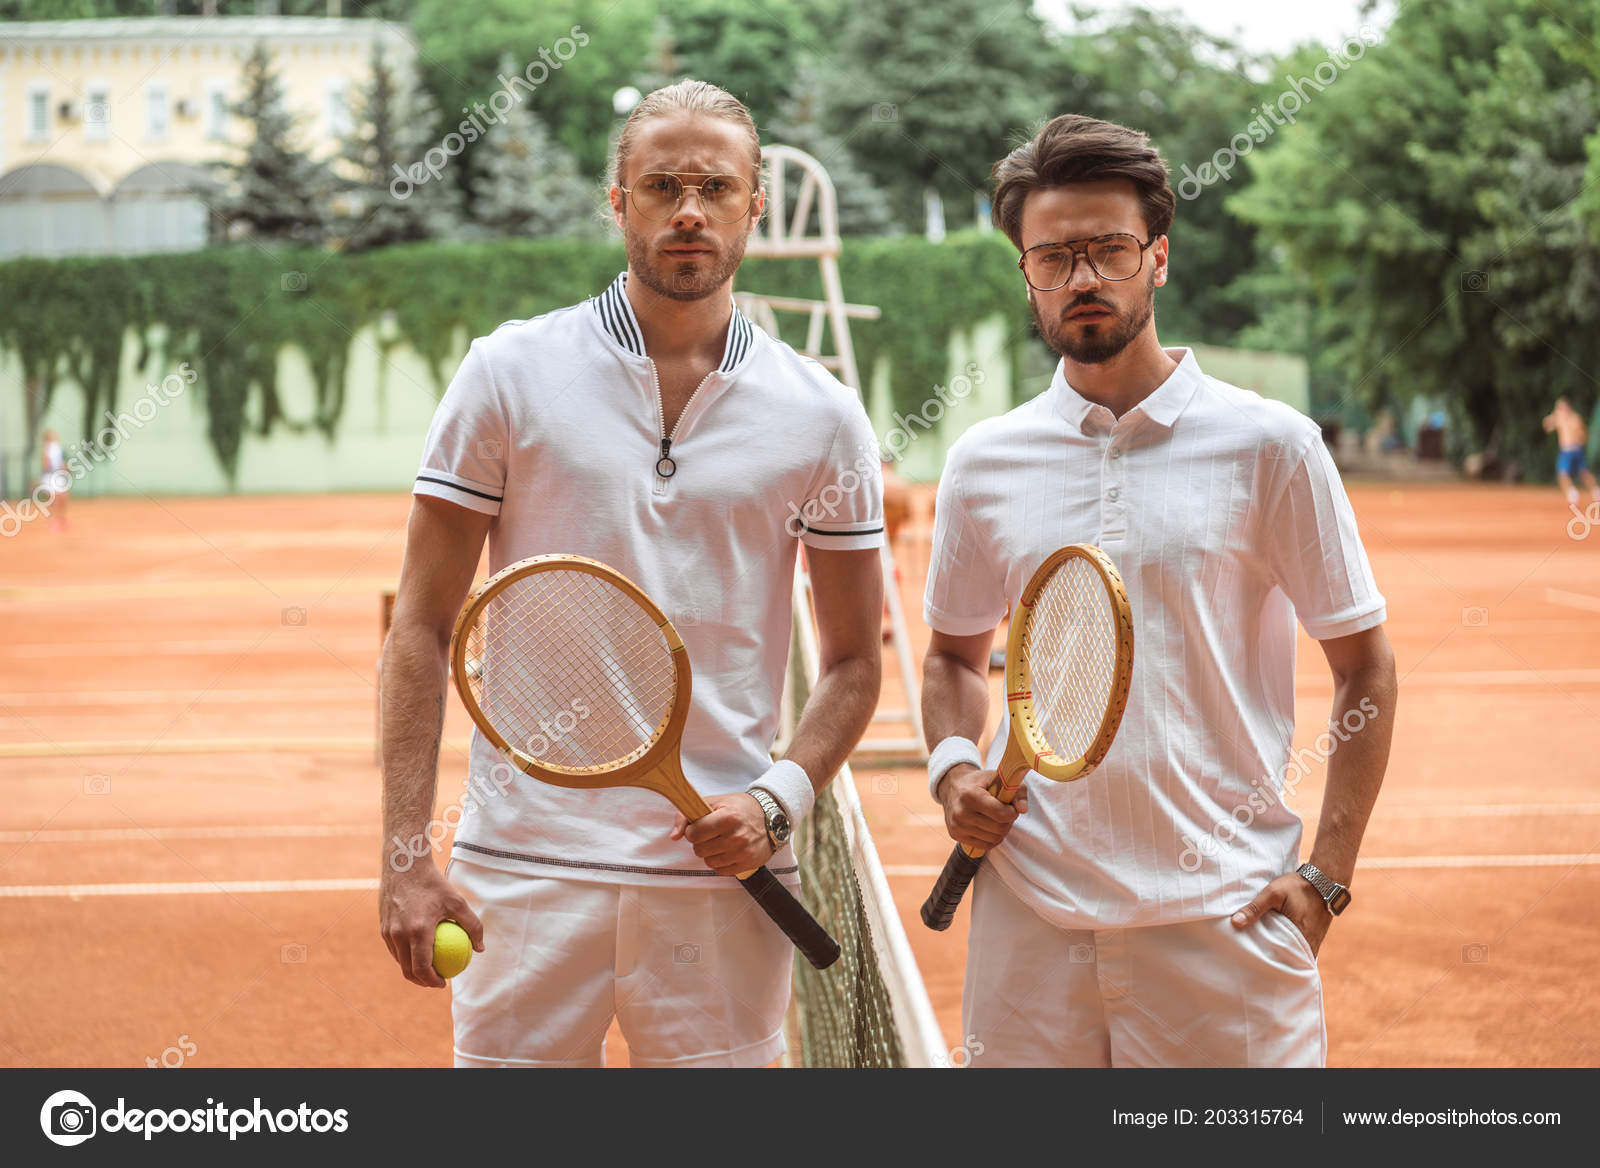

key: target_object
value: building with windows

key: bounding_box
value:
[0,16,415,257]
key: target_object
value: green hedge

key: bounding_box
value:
[0,233,1036,482]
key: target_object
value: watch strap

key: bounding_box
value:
[1297,862,1351,915]
[750,788,788,848]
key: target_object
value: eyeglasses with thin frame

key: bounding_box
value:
[1018,233,1162,291]
[620,172,756,223]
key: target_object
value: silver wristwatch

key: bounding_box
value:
[749,788,792,850]
[1296,862,1351,915]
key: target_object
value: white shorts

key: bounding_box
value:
[963,866,1325,1067]
[447,858,792,1068]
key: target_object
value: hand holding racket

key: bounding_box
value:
[450,554,841,970]
[921,544,1134,931]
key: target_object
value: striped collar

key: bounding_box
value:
[591,271,755,373]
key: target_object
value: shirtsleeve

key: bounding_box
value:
[1262,432,1387,640]
[796,405,885,551]
[923,461,1008,636]
[412,340,507,517]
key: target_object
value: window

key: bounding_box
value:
[146,83,170,141]
[27,85,49,142]
[84,83,111,141]
[205,80,229,141]
[325,79,350,139]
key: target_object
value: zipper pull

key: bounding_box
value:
[655,437,677,480]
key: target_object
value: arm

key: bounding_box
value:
[783,545,884,792]
[922,627,1027,849]
[378,495,493,987]
[1232,624,1398,954]
[677,545,884,874]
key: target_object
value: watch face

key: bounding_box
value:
[771,813,792,844]
[1328,887,1352,915]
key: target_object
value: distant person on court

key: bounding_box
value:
[920,114,1399,1067]
[40,428,69,532]
[379,80,885,1068]
[1542,397,1599,511]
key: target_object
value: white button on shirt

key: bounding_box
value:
[925,348,1386,929]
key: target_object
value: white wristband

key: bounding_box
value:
[928,736,983,801]
[751,758,815,826]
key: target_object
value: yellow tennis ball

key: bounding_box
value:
[432,920,472,979]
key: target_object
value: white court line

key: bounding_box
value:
[0,576,397,602]
[881,853,1600,879]
[6,640,375,659]
[1358,854,1599,870]
[7,857,1598,898]
[0,824,370,844]
[0,689,372,707]
[1368,803,1600,818]
[1388,668,1600,686]
[1545,587,1600,615]
[0,877,379,898]
[0,738,470,758]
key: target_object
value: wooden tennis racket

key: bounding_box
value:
[450,553,841,970]
[921,544,1135,931]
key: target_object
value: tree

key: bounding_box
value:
[467,55,600,239]
[410,0,655,180]
[764,60,896,236]
[819,0,1054,234]
[1231,0,1600,473]
[335,42,461,251]
[659,0,821,133]
[1044,7,1271,347]
[209,42,337,246]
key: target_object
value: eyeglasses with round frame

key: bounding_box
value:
[619,172,757,223]
[1018,233,1162,291]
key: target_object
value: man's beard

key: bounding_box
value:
[624,225,746,301]
[1031,273,1155,365]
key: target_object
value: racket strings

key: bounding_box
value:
[466,569,677,771]
[1022,559,1119,762]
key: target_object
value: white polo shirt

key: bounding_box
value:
[415,272,884,887]
[925,348,1386,929]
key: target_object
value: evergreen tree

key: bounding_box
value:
[467,55,599,239]
[335,42,462,252]
[209,42,336,246]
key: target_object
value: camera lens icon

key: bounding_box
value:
[40,1091,97,1146]
[673,942,700,964]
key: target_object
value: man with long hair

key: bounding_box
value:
[379,80,883,1068]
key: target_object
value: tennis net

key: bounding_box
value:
[779,568,947,1068]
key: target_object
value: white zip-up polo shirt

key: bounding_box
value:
[926,348,1386,928]
[415,272,884,887]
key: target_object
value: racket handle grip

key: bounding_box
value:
[920,844,986,931]
[738,866,841,970]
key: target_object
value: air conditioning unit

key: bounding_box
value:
[57,99,78,121]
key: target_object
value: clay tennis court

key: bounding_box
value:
[1,482,1596,1067]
